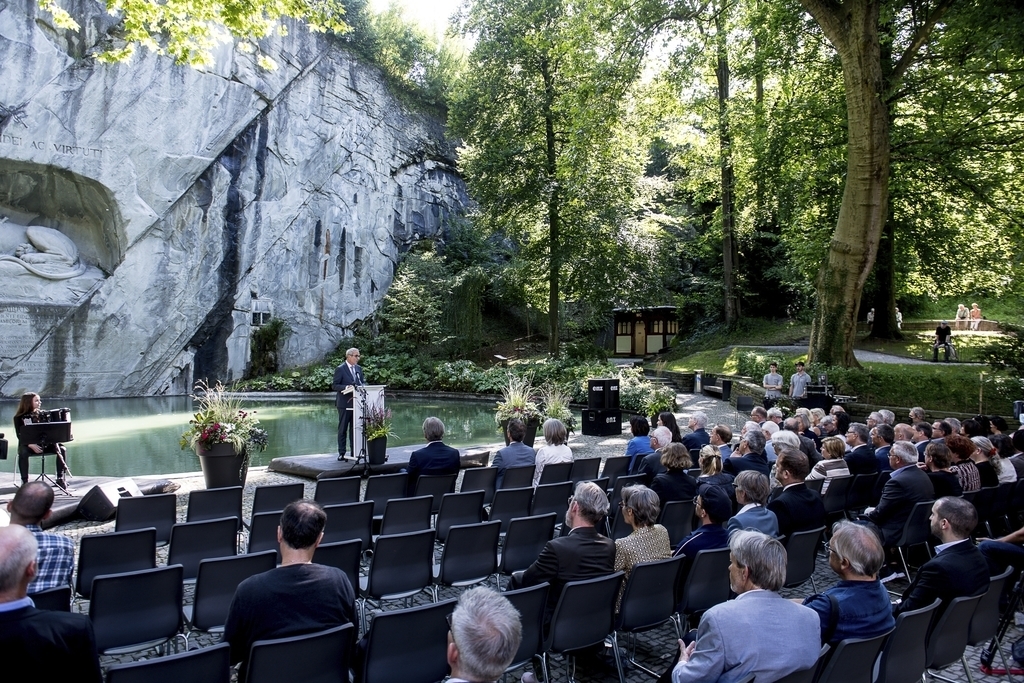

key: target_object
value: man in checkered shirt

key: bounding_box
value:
[7,482,74,594]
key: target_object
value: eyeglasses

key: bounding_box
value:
[446,612,456,645]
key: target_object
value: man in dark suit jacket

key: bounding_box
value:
[865,441,935,546]
[332,347,364,460]
[681,411,711,451]
[0,525,102,682]
[511,480,615,625]
[407,417,461,494]
[492,419,536,488]
[844,423,879,475]
[724,430,771,477]
[767,449,826,538]
[895,496,989,617]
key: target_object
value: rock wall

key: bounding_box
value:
[0,0,468,397]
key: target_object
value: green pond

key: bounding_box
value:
[1,395,500,479]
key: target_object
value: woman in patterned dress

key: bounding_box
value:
[613,485,672,610]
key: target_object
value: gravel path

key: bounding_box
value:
[738,344,944,365]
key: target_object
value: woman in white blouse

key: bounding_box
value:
[533,418,573,487]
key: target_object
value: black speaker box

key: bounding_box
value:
[78,478,143,521]
[587,379,621,410]
[581,409,622,436]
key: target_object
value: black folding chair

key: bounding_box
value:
[611,556,685,681]
[542,573,624,683]
[538,461,573,485]
[106,642,230,683]
[115,493,177,546]
[500,465,537,490]
[459,467,497,506]
[488,487,535,534]
[312,540,363,592]
[570,457,601,484]
[251,483,305,520]
[432,521,500,598]
[434,490,485,544]
[364,472,409,518]
[874,599,941,683]
[247,623,354,683]
[360,599,455,683]
[90,565,184,655]
[504,583,550,680]
[76,528,156,599]
[322,500,373,551]
[184,551,277,635]
[497,513,557,584]
[187,486,243,530]
[167,517,239,582]
[314,475,362,506]
[413,473,458,515]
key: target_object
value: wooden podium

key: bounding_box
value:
[351,384,386,472]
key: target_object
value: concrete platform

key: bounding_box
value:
[267,442,500,479]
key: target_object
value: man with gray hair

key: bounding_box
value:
[632,426,673,477]
[724,429,770,476]
[332,346,364,460]
[844,422,879,475]
[799,521,894,644]
[447,587,522,683]
[0,525,101,680]
[761,421,779,463]
[864,441,934,579]
[406,416,461,494]
[512,480,615,624]
[879,409,895,426]
[669,530,820,682]
[682,411,710,451]
[766,407,785,425]
[727,471,778,537]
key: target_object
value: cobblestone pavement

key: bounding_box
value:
[44,390,1021,681]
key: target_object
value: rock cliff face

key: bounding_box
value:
[0,0,467,397]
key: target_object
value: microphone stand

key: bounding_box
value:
[353,383,371,477]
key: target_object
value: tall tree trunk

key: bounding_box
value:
[869,216,902,338]
[716,7,740,325]
[542,57,561,355]
[802,0,890,367]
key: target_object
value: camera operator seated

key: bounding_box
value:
[13,393,68,488]
[932,321,954,362]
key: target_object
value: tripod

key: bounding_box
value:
[980,571,1024,676]
[33,441,71,496]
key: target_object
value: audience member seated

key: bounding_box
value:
[406,416,462,494]
[674,486,731,564]
[947,434,982,493]
[727,471,778,537]
[636,427,673,483]
[492,419,536,488]
[962,417,987,438]
[972,436,1016,485]
[785,417,821,466]
[771,429,801,469]
[767,450,826,539]
[912,421,933,459]
[667,531,820,683]
[750,406,768,424]
[922,442,963,498]
[710,424,733,458]
[894,497,989,618]
[799,521,894,646]
[624,416,655,473]
[980,516,1024,592]
[449,588,522,683]
[864,441,934,576]
[5,482,74,594]
[871,424,895,473]
[510,481,615,626]
[695,446,735,498]
[809,407,827,437]
[996,431,1024,479]
[650,444,698,510]
[761,421,779,463]
[767,407,785,426]
[681,411,710,451]
[658,412,685,444]
[614,485,671,609]
[723,430,770,477]
[532,418,573,487]
[933,420,954,441]
[0,525,101,682]
[795,410,822,451]
[806,436,851,494]
[224,500,356,680]
[844,423,878,475]
[817,415,839,439]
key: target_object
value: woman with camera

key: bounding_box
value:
[13,393,69,488]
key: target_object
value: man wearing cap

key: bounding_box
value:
[933,321,953,362]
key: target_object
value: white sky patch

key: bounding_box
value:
[367,0,464,38]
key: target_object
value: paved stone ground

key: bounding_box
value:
[45,390,1022,681]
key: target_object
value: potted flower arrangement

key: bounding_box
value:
[540,383,577,434]
[494,373,542,447]
[361,399,396,466]
[180,379,269,489]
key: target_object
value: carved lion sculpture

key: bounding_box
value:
[0,218,87,279]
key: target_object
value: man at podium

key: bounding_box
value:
[332,348,364,461]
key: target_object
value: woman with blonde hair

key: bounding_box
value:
[696,444,734,496]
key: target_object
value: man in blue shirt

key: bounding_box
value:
[800,521,894,645]
[6,482,73,594]
[675,485,731,559]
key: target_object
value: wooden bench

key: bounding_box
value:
[700,376,732,400]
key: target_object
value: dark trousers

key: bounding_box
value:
[337,406,354,456]
[18,444,67,483]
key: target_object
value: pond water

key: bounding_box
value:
[0,395,501,478]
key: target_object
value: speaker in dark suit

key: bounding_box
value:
[332,348,365,459]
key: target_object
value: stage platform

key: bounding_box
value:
[0,475,178,529]
[268,442,500,479]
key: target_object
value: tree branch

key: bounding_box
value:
[889,0,958,86]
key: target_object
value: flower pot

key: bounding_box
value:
[500,418,541,448]
[196,442,249,489]
[367,436,388,466]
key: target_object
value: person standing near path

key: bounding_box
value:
[332,347,364,461]
[788,362,811,401]
[762,362,783,408]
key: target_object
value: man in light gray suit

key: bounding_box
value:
[726,471,779,538]
[491,418,536,488]
[670,531,820,683]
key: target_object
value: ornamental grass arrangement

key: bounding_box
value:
[361,399,397,442]
[179,379,269,453]
[494,373,542,425]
